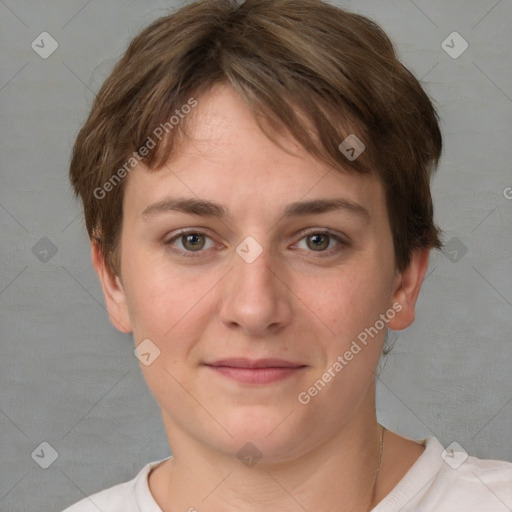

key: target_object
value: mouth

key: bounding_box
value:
[203,358,307,385]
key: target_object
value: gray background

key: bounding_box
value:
[0,0,511,510]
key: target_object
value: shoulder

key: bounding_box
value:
[60,480,135,512]
[430,444,512,509]
[376,436,512,512]
[60,458,169,512]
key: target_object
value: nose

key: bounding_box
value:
[218,239,293,337]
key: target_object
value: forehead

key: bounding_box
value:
[122,83,386,224]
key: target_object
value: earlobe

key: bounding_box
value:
[387,248,430,331]
[91,239,133,334]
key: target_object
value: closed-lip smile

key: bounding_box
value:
[204,357,306,369]
[203,358,307,384]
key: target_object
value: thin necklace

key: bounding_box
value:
[367,424,385,512]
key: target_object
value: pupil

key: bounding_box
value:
[309,234,328,251]
[184,234,204,250]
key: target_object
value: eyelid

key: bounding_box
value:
[297,227,349,243]
[290,228,349,256]
[164,227,349,257]
[164,227,214,244]
[164,228,218,258]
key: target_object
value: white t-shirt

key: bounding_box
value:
[61,436,512,511]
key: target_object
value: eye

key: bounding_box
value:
[294,230,347,255]
[165,228,348,259]
[165,230,216,257]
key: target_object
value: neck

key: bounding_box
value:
[150,387,386,512]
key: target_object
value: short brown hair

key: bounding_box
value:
[69,0,443,276]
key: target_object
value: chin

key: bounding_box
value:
[214,408,309,463]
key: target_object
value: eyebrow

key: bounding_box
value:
[141,196,370,221]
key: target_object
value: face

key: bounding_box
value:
[95,83,427,464]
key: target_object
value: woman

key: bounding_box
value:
[62,0,512,510]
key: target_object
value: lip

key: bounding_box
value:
[204,358,305,369]
[203,358,307,385]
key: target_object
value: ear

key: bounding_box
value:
[386,247,430,331]
[91,238,132,333]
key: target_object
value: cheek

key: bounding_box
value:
[127,277,194,341]
[295,263,389,341]
[121,248,217,347]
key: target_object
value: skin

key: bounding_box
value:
[92,82,429,512]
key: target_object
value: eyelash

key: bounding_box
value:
[164,229,349,259]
